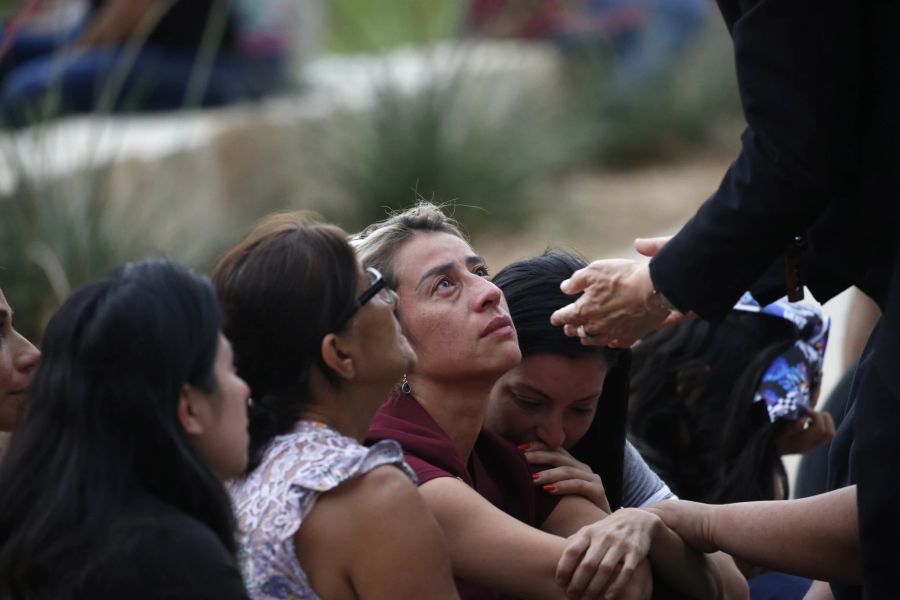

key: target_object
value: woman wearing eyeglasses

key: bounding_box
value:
[214,213,458,600]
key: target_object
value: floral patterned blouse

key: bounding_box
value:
[229,420,415,599]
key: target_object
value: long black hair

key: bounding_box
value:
[0,259,236,599]
[492,250,629,509]
[629,312,796,504]
[212,213,360,472]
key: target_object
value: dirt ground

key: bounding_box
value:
[473,152,734,269]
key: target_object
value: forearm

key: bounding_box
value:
[421,479,569,599]
[648,523,723,600]
[709,487,859,583]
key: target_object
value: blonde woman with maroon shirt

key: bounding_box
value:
[356,202,747,600]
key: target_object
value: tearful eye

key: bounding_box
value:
[435,278,453,291]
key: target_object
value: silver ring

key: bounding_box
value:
[576,325,595,338]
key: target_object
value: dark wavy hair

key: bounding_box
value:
[628,313,796,504]
[492,250,630,509]
[0,259,235,599]
[212,213,359,472]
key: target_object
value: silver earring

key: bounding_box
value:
[401,374,411,395]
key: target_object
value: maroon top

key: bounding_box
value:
[367,391,559,600]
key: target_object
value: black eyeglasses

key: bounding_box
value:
[357,267,395,307]
[336,267,396,330]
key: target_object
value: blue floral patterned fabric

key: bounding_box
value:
[733,293,830,421]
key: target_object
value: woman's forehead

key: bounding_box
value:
[396,232,478,280]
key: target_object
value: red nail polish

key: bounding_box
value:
[543,484,556,492]
[517,443,530,451]
[531,473,540,480]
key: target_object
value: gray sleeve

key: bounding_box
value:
[620,440,676,507]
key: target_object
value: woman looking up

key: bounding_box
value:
[357,203,745,600]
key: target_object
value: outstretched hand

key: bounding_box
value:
[633,236,671,258]
[549,237,693,347]
[549,260,672,348]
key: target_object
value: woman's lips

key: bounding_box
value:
[481,315,514,338]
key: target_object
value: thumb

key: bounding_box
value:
[634,236,672,257]
[559,266,591,295]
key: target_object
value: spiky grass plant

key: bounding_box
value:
[322,43,580,234]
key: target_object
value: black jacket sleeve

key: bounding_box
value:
[650,0,862,320]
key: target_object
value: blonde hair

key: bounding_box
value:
[350,202,468,288]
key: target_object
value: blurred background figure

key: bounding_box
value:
[629,293,834,599]
[465,0,711,90]
[0,0,309,127]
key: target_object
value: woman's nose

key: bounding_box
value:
[472,276,502,312]
[537,419,566,449]
[14,333,40,373]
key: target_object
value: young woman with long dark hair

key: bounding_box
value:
[0,259,251,599]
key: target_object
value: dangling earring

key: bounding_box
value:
[401,374,411,395]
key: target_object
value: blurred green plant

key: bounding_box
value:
[321,46,580,234]
[562,23,742,168]
[0,151,228,343]
[0,169,145,342]
[0,2,245,341]
[328,0,460,54]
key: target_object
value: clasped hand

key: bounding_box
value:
[556,508,660,599]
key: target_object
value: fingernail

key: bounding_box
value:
[531,473,540,480]
[517,443,530,451]
[543,484,556,492]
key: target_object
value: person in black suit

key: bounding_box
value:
[550,1,899,598]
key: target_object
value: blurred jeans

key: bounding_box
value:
[0,25,286,128]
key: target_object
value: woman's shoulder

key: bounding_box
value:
[231,420,413,541]
[83,499,247,599]
[367,393,469,485]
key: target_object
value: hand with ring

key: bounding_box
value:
[576,325,596,339]
[551,238,691,347]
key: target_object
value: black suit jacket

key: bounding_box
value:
[647,2,900,598]
[650,0,900,320]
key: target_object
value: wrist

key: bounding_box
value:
[640,265,675,316]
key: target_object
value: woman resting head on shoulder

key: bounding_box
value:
[214,212,457,600]
[0,259,251,599]
[486,250,676,514]
[0,287,40,435]
[355,202,745,600]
